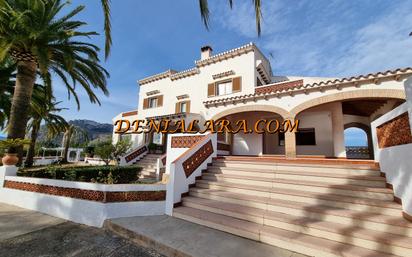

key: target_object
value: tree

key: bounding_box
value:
[0,0,109,161]
[25,98,68,167]
[94,139,131,166]
[61,124,88,163]
[98,0,263,58]
[94,140,113,166]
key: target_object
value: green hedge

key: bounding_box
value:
[18,165,143,184]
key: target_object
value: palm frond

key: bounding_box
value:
[199,0,210,30]
[100,0,112,59]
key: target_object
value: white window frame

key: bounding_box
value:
[180,102,187,113]
[148,98,158,108]
[215,80,233,96]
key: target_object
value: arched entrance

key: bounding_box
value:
[344,122,373,159]
[290,89,405,158]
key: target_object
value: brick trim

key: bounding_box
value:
[255,80,303,94]
[182,140,214,178]
[4,180,165,202]
[125,145,148,163]
[171,135,205,148]
[377,112,412,148]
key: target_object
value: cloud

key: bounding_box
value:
[214,0,412,77]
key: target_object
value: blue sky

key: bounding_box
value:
[44,1,412,146]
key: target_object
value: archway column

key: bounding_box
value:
[331,102,346,158]
[285,130,296,158]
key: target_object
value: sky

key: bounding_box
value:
[48,0,412,146]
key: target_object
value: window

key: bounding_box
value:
[152,132,163,145]
[278,128,316,146]
[216,80,233,96]
[143,96,163,109]
[180,102,187,113]
[149,98,158,108]
[208,77,241,97]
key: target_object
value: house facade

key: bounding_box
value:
[113,43,408,160]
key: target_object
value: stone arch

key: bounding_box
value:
[344,122,374,159]
[211,104,290,121]
[290,89,406,117]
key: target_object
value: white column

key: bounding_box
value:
[405,77,412,133]
[331,102,346,158]
[0,165,18,187]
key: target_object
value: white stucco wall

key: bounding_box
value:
[296,111,334,156]
[372,102,412,215]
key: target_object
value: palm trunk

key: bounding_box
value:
[7,61,37,164]
[25,119,40,167]
[61,128,72,163]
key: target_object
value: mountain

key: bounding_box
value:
[37,119,113,147]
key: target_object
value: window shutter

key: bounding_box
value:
[175,102,180,113]
[232,77,242,92]
[143,98,149,109]
[208,83,215,97]
[157,95,163,107]
[186,100,191,113]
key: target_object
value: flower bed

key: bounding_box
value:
[18,165,143,184]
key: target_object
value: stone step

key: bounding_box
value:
[202,172,386,188]
[212,161,380,175]
[182,196,412,237]
[189,187,401,217]
[181,197,412,255]
[203,170,386,188]
[208,165,381,177]
[196,179,394,201]
[173,207,397,257]
[215,157,379,169]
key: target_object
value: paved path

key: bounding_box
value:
[107,215,307,257]
[0,203,163,257]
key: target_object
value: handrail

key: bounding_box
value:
[124,144,148,163]
[172,135,208,164]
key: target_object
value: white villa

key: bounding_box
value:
[106,43,412,256]
[1,43,411,257]
[113,43,407,160]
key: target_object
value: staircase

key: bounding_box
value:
[173,156,412,257]
[133,154,162,179]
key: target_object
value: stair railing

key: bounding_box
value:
[164,133,217,215]
[119,143,148,166]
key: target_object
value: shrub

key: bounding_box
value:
[18,165,143,184]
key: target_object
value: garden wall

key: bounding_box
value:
[0,166,166,227]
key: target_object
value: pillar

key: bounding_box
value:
[331,102,346,158]
[285,131,296,159]
[405,77,412,133]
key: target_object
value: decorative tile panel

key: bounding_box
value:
[171,135,205,148]
[377,112,412,148]
[125,145,148,163]
[182,140,214,178]
[4,180,166,202]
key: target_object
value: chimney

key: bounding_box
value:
[200,45,213,60]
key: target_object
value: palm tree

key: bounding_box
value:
[0,57,15,129]
[0,0,109,160]
[25,97,68,167]
[98,0,263,58]
[61,124,88,163]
